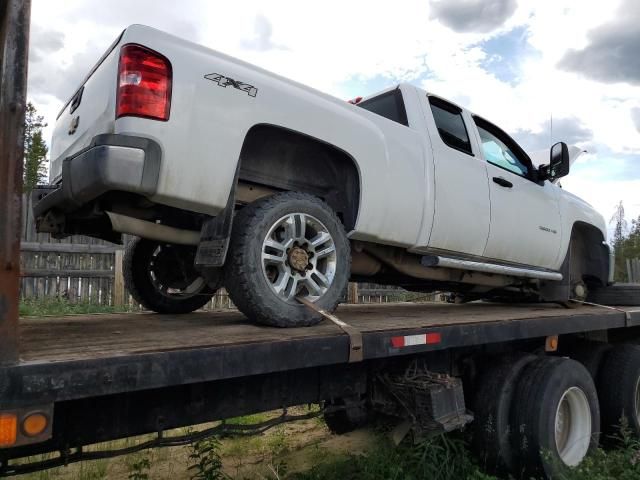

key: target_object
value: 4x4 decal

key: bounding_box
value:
[204,73,258,97]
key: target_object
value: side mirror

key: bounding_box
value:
[539,141,570,181]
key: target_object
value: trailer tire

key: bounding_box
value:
[587,284,640,306]
[123,237,216,314]
[511,357,599,478]
[471,353,537,474]
[225,192,350,327]
[597,344,640,443]
[567,342,612,380]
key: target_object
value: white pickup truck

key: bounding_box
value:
[34,25,613,327]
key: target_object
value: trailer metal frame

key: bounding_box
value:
[0,0,31,366]
[4,4,640,478]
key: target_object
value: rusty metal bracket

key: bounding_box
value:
[297,297,363,363]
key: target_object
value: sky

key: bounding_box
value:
[26,0,640,235]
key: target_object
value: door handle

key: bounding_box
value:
[493,177,513,188]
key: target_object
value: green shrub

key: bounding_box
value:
[188,437,228,480]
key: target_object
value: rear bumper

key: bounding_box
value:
[33,134,161,221]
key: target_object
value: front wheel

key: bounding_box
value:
[225,192,351,327]
[123,237,218,313]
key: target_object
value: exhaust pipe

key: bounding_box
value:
[106,211,200,246]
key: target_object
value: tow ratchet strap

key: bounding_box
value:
[297,297,363,363]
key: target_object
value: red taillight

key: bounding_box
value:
[116,44,172,121]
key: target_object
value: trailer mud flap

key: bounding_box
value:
[297,297,363,363]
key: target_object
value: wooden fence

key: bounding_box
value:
[20,195,120,305]
[19,195,410,307]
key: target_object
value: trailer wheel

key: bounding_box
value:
[471,353,536,474]
[225,192,350,327]
[511,357,599,478]
[124,237,217,313]
[568,342,612,379]
[597,345,640,443]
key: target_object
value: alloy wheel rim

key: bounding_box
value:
[261,213,337,304]
[148,245,207,299]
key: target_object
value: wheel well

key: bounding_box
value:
[570,222,609,288]
[237,124,361,231]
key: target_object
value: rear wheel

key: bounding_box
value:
[510,357,599,478]
[597,345,640,443]
[568,341,611,379]
[225,192,350,327]
[471,353,537,474]
[123,237,217,313]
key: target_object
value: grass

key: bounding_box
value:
[19,297,131,317]
[290,433,496,480]
[9,415,640,480]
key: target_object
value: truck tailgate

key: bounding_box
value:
[48,34,123,183]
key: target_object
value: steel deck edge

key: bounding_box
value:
[1,309,639,407]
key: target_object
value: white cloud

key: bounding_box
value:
[562,175,640,230]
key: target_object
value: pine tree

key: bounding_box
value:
[23,102,49,192]
[609,201,629,281]
[610,200,627,247]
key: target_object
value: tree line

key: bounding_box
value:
[610,201,640,282]
[23,102,48,192]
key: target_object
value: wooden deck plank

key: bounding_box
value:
[18,302,622,363]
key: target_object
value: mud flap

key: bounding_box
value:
[195,165,239,269]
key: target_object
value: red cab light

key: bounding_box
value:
[117,44,172,121]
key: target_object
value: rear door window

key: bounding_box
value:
[428,96,473,155]
[358,89,408,126]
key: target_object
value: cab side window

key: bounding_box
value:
[428,96,473,156]
[474,118,532,178]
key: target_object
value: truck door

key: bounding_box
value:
[472,116,562,269]
[421,96,491,256]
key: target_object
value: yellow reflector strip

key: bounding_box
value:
[0,413,17,447]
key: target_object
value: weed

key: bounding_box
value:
[188,436,228,480]
[266,426,289,457]
[76,459,108,480]
[558,420,640,480]
[291,433,495,480]
[127,455,151,480]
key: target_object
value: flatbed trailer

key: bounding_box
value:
[2,301,640,476]
[5,3,640,479]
